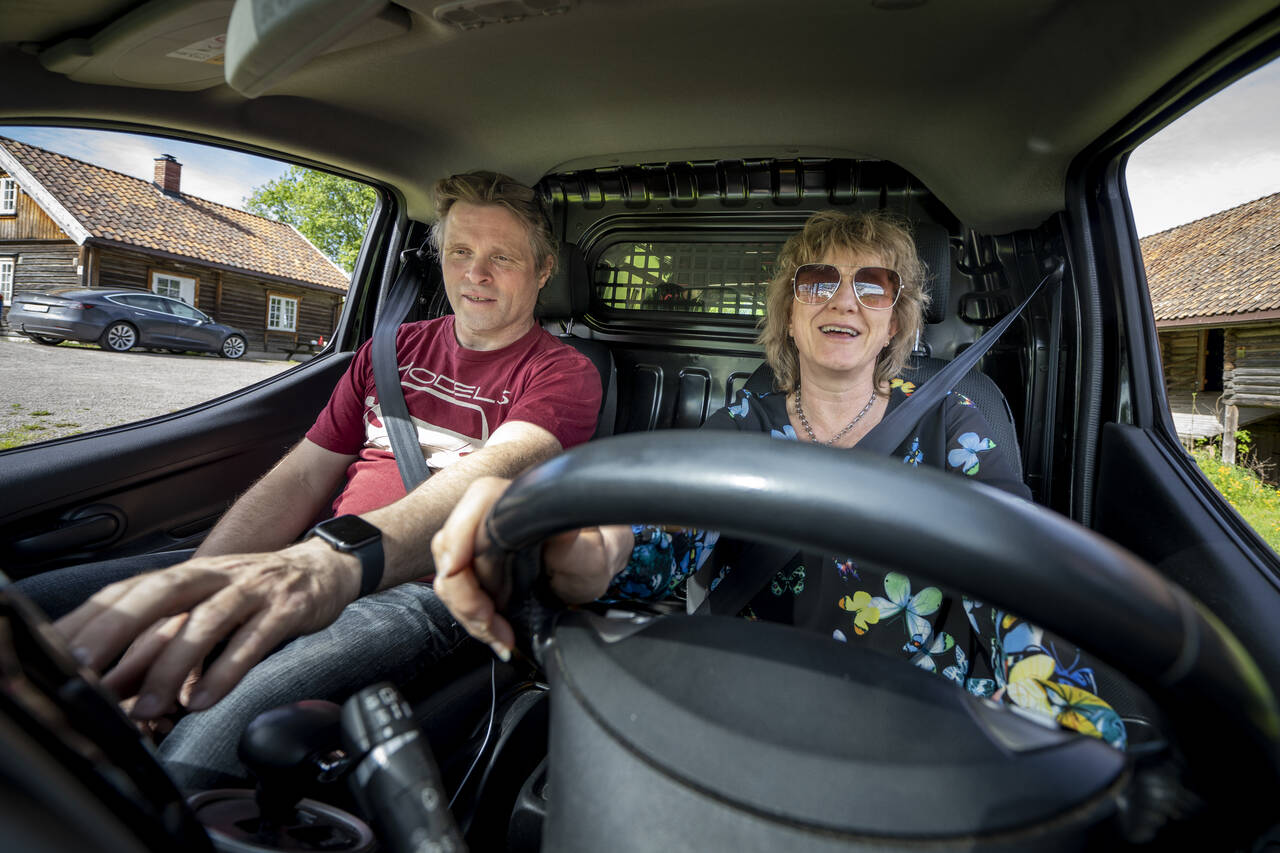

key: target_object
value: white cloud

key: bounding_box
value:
[0,126,289,210]
[1128,58,1280,236]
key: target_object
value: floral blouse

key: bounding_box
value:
[603,378,1128,750]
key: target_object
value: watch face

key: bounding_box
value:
[317,515,380,548]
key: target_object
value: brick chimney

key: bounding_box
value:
[153,154,182,194]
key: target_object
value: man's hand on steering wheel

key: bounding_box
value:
[432,476,630,661]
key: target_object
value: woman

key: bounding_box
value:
[433,210,1127,749]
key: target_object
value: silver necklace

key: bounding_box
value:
[793,386,877,446]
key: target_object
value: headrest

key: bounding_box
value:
[912,221,951,325]
[538,241,590,319]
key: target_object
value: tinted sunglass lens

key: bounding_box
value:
[795,264,841,303]
[854,268,901,309]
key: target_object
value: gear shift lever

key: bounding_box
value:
[238,700,344,827]
[188,701,374,852]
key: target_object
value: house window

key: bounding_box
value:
[0,258,13,307]
[0,177,15,215]
[151,271,196,305]
[267,294,298,332]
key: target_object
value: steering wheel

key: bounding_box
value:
[484,430,1280,845]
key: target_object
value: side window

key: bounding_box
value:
[1129,57,1280,551]
[109,293,144,309]
[267,293,299,332]
[152,272,196,305]
[136,295,171,314]
[0,256,12,307]
[0,127,375,450]
[0,176,15,215]
[165,300,206,321]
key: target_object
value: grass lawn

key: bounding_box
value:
[1193,450,1280,552]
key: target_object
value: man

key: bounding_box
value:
[49,171,605,788]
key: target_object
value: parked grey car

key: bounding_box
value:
[7,289,248,358]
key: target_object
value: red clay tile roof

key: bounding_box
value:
[0,137,349,292]
[1141,192,1280,323]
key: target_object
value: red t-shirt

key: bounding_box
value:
[306,317,602,516]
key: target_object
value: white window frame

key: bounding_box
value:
[150,271,196,305]
[0,258,13,307]
[267,293,298,332]
[0,178,15,215]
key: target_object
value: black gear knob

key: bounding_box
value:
[238,699,343,825]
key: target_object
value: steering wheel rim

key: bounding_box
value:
[487,430,1280,830]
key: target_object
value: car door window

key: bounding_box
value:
[164,300,206,321]
[135,295,173,314]
[1129,57,1280,553]
[0,126,374,450]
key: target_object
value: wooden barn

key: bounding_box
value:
[0,137,349,356]
[1145,191,1280,467]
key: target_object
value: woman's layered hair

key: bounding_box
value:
[759,210,930,392]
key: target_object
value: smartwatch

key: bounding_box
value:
[308,515,384,597]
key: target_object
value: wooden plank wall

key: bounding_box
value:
[0,241,80,331]
[97,246,172,292]
[1225,326,1280,409]
[1159,329,1205,414]
[206,268,340,352]
[0,181,66,241]
[3,241,79,292]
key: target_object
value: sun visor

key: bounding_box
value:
[224,0,409,97]
[36,0,411,94]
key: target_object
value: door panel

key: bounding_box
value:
[0,351,353,577]
[1092,422,1280,688]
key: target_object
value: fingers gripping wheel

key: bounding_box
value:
[477,538,558,664]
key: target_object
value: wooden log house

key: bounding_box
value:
[1144,191,1280,468]
[0,137,349,356]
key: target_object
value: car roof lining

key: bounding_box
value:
[1,0,1278,232]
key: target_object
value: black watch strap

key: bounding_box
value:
[354,537,384,597]
[308,515,385,597]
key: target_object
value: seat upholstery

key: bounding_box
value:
[539,241,618,438]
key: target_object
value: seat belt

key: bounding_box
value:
[687,259,1064,616]
[371,243,435,491]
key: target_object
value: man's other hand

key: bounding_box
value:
[54,540,361,720]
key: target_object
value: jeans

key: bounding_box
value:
[13,554,473,791]
[159,581,471,790]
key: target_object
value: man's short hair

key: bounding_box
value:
[429,171,557,275]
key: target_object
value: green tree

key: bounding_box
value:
[245,167,376,272]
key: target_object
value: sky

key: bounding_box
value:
[1127,56,1280,236]
[0,126,289,210]
[2,55,1278,232]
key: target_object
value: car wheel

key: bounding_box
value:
[100,322,138,352]
[220,334,247,359]
[27,334,64,346]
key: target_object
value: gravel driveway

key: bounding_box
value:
[0,337,293,447]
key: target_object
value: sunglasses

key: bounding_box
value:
[792,264,903,310]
